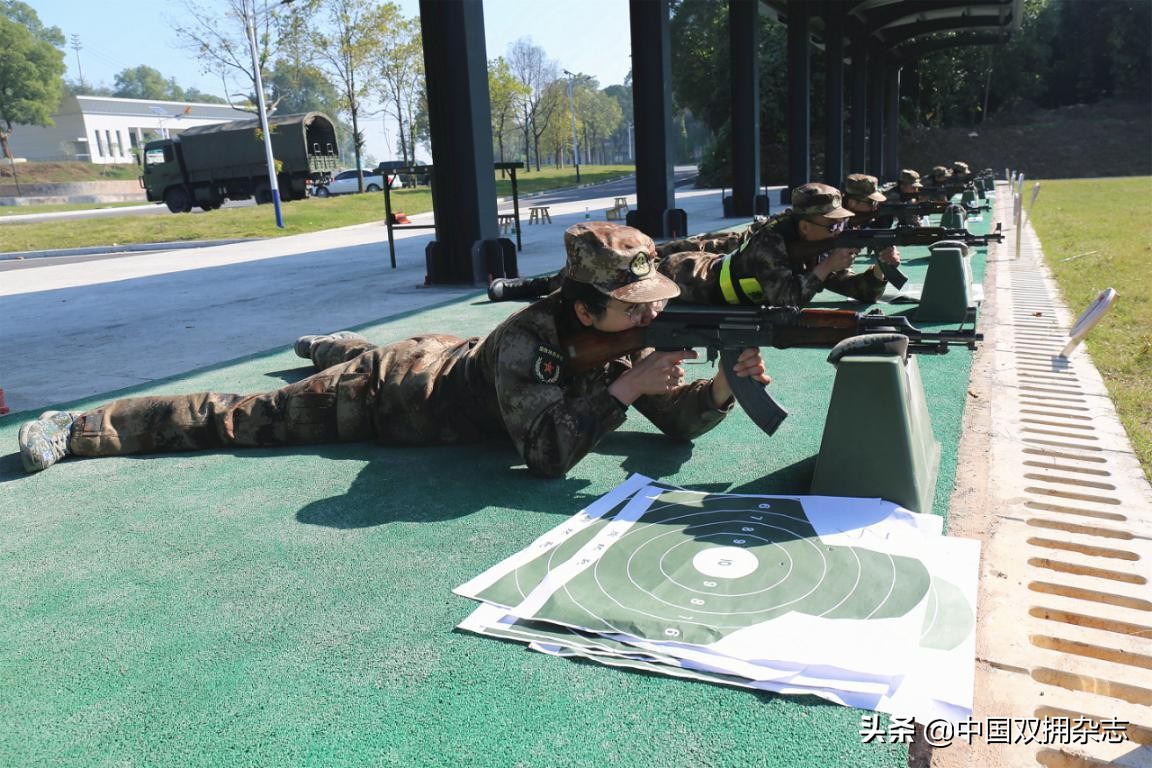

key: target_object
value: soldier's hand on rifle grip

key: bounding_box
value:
[608,350,698,405]
[710,348,771,409]
[877,245,901,266]
[813,248,858,280]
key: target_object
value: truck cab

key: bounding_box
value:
[140,140,202,213]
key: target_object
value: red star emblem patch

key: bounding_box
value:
[532,345,564,384]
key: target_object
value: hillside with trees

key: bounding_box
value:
[670,0,1152,185]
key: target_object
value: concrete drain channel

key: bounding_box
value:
[935,186,1151,768]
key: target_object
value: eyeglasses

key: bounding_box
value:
[808,219,847,234]
[613,298,667,322]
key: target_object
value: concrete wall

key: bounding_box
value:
[0,180,147,206]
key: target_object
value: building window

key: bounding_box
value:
[94,131,105,157]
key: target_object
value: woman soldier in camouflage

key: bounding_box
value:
[655,182,887,306]
[18,223,768,479]
[489,183,890,309]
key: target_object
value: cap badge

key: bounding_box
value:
[628,253,651,278]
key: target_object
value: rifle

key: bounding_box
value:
[821,224,1005,289]
[875,198,989,219]
[920,181,977,199]
[561,304,983,436]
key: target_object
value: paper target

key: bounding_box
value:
[520,492,933,646]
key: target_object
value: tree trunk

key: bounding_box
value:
[350,111,363,191]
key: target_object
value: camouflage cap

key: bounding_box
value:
[951,161,971,175]
[843,173,887,202]
[791,182,854,219]
[898,169,923,188]
[563,222,680,303]
[930,165,951,179]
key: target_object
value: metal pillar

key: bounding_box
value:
[785,0,811,199]
[849,30,868,173]
[418,0,501,285]
[867,46,885,176]
[627,0,684,238]
[883,63,902,181]
[728,0,760,217]
[823,2,846,187]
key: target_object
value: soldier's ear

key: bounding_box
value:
[573,300,597,327]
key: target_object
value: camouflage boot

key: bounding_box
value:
[18,410,80,473]
[294,331,367,359]
[487,274,560,302]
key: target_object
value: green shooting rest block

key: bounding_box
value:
[810,352,941,514]
[939,205,966,229]
[915,242,975,323]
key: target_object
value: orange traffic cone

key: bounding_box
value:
[0,388,9,416]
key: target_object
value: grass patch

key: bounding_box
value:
[0,202,146,217]
[0,165,632,253]
[1027,176,1152,481]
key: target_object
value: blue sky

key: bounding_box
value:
[30,0,634,162]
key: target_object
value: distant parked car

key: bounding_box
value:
[311,168,403,197]
[375,160,430,188]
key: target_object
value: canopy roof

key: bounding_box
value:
[759,0,1024,61]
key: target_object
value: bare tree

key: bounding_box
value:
[310,0,391,188]
[170,0,305,113]
[506,38,559,172]
[374,6,422,164]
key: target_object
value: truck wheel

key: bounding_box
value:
[254,183,273,205]
[312,186,330,198]
[164,187,192,213]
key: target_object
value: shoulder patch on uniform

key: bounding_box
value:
[532,345,564,384]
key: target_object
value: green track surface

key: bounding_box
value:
[0,209,989,767]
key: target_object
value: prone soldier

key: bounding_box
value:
[19,223,768,478]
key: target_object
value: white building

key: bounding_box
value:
[13,94,253,164]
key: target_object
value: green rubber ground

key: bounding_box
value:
[0,209,989,767]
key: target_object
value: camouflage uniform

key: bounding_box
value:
[656,183,886,306]
[950,161,972,185]
[843,173,888,230]
[65,224,730,479]
[876,169,925,228]
[925,165,953,201]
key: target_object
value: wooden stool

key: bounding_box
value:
[528,205,551,224]
[613,197,630,212]
[497,213,516,233]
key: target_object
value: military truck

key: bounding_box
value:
[140,112,341,213]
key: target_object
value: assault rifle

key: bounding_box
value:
[921,180,977,199]
[922,168,995,198]
[562,304,982,436]
[796,224,1005,290]
[874,198,989,219]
